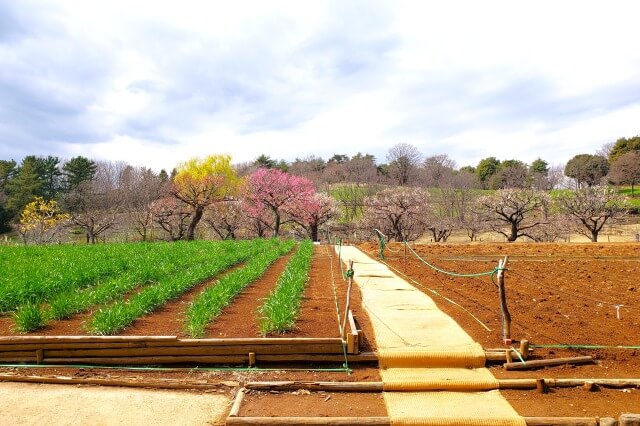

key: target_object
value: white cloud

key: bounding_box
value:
[1,0,639,169]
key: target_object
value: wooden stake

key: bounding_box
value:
[519,339,530,359]
[36,349,44,364]
[248,352,256,367]
[536,378,547,393]
[497,256,512,344]
[505,349,513,364]
[341,260,354,340]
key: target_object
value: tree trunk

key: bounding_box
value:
[591,229,598,242]
[273,210,281,237]
[186,206,204,241]
[310,223,319,242]
[508,222,518,241]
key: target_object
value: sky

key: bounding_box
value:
[1,0,639,172]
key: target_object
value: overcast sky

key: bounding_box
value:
[1,1,639,171]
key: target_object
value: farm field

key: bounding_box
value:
[364,241,640,418]
[0,240,375,344]
[1,240,639,421]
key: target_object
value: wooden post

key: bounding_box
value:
[248,352,256,367]
[341,260,354,340]
[519,339,530,360]
[536,378,547,393]
[497,256,512,344]
[36,349,44,364]
[505,349,513,364]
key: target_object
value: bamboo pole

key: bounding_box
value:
[504,356,594,371]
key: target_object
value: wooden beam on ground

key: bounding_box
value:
[0,373,237,390]
[228,388,246,417]
[524,417,597,426]
[504,356,594,371]
[226,417,391,425]
[0,336,178,344]
[245,381,383,392]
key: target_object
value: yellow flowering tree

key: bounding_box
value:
[19,197,70,244]
[171,155,239,240]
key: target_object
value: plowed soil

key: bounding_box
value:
[362,241,640,417]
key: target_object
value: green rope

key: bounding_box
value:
[405,242,501,277]
[531,344,640,350]
[382,259,492,332]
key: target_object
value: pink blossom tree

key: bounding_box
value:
[244,168,316,237]
[286,192,337,241]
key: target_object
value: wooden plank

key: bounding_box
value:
[347,310,360,355]
[0,338,344,352]
[43,343,344,358]
[226,417,391,425]
[175,338,343,346]
[43,355,248,365]
[0,341,153,351]
[41,352,378,365]
[504,356,594,371]
[0,336,178,345]
[257,353,378,363]
[0,351,36,358]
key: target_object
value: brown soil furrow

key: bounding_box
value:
[204,254,293,338]
[122,263,246,337]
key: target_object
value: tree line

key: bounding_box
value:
[0,135,638,244]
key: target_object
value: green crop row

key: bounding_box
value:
[12,242,232,332]
[185,240,295,338]
[87,239,277,335]
[0,243,140,312]
[258,240,314,335]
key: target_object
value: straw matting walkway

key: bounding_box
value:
[339,245,525,426]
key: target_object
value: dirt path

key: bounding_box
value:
[123,264,245,337]
[205,254,293,338]
[0,382,230,426]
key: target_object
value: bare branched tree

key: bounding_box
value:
[476,189,548,242]
[387,143,422,186]
[64,161,126,243]
[558,186,627,242]
[204,199,244,240]
[151,196,192,241]
[362,187,428,241]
